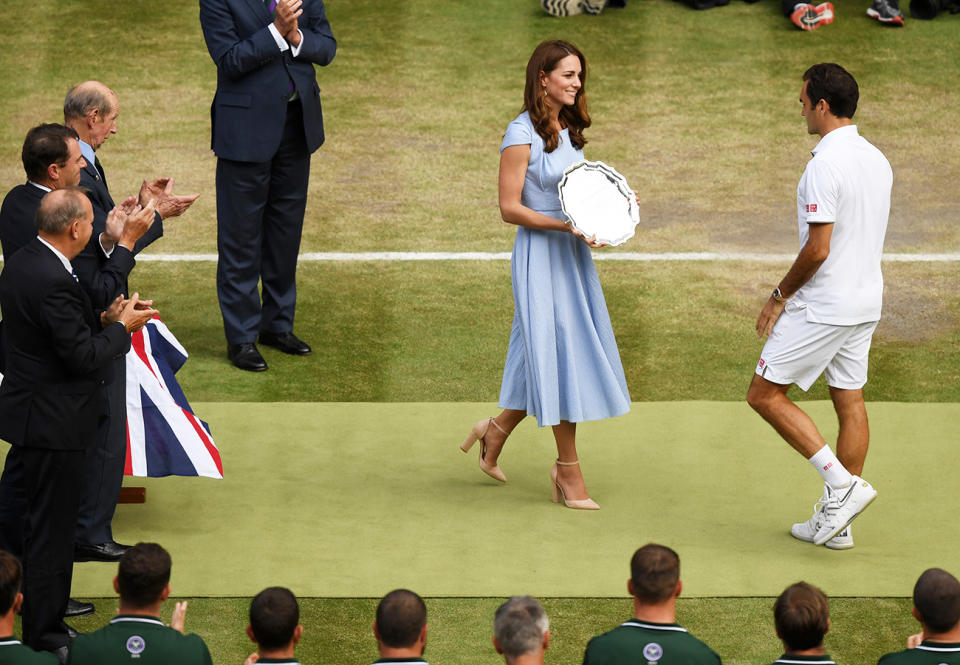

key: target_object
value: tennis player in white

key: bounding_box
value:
[747,63,892,550]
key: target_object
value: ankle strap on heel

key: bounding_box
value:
[488,417,510,435]
[555,459,580,466]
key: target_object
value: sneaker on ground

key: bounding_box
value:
[867,0,905,24]
[790,2,834,29]
[825,526,853,550]
[813,476,877,545]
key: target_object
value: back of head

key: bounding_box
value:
[494,596,549,660]
[250,587,300,650]
[803,63,859,119]
[376,589,427,648]
[21,124,78,182]
[117,543,172,609]
[630,544,680,603]
[63,81,116,123]
[914,568,960,633]
[35,187,88,235]
[774,582,830,652]
[0,550,21,616]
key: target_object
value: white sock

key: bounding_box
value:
[808,445,853,490]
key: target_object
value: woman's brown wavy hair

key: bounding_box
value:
[523,40,590,153]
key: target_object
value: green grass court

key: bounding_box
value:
[1,0,959,663]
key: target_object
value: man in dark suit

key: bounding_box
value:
[199,0,336,371]
[0,187,155,658]
[63,82,198,563]
[0,125,155,620]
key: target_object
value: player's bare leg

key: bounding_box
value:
[746,374,828,459]
[829,387,869,476]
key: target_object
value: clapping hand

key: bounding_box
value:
[275,0,303,44]
[170,600,188,634]
[140,177,199,221]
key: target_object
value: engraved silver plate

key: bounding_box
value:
[558,160,639,246]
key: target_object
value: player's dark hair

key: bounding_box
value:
[117,542,171,609]
[21,123,79,182]
[774,582,830,652]
[630,543,680,603]
[0,550,22,616]
[803,63,858,120]
[376,589,427,648]
[914,568,960,633]
[250,586,300,650]
[523,40,590,153]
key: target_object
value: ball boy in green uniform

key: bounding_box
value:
[66,543,212,665]
[768,582,836,665]
[0,550,58,665]
[878,568,960,665]
[582,544,721,665]
[243,587,305,665]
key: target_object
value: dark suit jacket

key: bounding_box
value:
[0,183,46,262]
[199,0,337,163]
[76,160,163,309]
[0,238,130,450]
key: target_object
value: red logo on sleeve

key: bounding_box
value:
[806,203,818,213]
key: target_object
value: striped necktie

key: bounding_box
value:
[265,0,297,100]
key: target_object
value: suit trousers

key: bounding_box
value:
[20,446,86,652]
[75,355,127,545]
[0,445,25,557]
[216,100,311,344]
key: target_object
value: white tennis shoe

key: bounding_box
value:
[813,476,877,545]
[791,485,855,550]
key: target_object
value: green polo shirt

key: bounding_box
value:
[879,641,960,664]
[769,654,836,665]
[0,636,58,665]
[66,614,213,665]
[582,618,722,665]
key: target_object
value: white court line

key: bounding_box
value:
[2,252,957,263]
[131,251,960,262]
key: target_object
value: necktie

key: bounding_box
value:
[94,156,107,187]
[265,0,297,100]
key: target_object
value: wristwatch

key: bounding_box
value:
[772,287,787,303]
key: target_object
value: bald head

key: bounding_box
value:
[64,81,119,150]
[35,187,94,259]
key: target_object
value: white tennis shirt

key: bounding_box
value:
[792,125,893,326]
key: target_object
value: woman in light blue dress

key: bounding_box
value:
[460,40,631,510]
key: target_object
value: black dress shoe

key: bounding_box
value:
[74,540,130,562]
[228,342,268,371]
[63,622,80,640]
[258,331,311,355]
[65,598,95,617]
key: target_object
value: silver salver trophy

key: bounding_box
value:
[558,160,639,246]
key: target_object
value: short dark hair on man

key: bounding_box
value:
[249,587,300,650]
[21,123,78,182]
[0,550,22,616]
[630,543,680,603]
[35,187,89,234]
[376,589,427,648]
[913,568,960,633]
[116,543,172,609]
[774,582,830,652]
[803,63,859,120]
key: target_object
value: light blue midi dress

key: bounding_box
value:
[497,111,631,427]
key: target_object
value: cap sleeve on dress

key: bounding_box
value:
[501,113,534,153]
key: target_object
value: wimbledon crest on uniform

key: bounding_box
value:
[643,641,663,664]
[126,635,146,656]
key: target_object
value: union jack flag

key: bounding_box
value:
[125,318,223,479]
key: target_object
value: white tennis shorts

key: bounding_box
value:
[755,302,879,391]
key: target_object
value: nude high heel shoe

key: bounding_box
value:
[551,460,600,510]
[460,418,508,483]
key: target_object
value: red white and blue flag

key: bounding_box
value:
[125,318,223,479]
